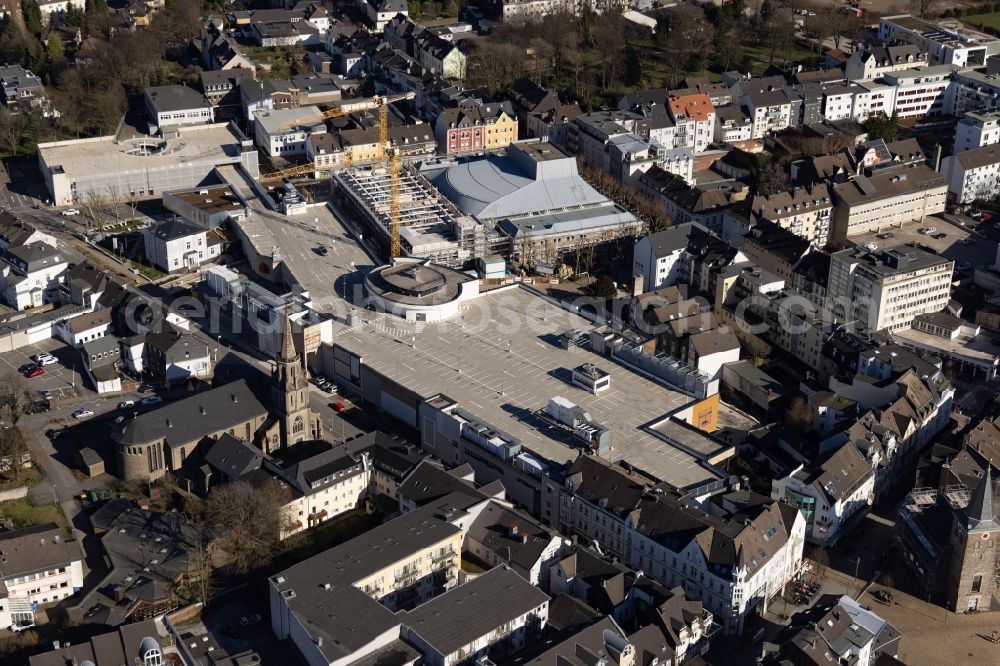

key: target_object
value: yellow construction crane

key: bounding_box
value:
[257,92,416,259]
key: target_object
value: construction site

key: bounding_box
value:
[333,163,500,268]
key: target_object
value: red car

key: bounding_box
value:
[24,367,44,378]
[330,402,347,413]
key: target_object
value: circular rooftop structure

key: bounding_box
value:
[365,259,478,322]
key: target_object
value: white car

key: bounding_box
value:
[34,353,57,366]
[118,400,135,410]
[61,208,80,217]
[10,621,34,632]
[72,409,94,420]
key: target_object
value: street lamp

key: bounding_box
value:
[849,556,862,598]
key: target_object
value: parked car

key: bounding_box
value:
[61,208,80,217]
[118,400,135,409]
[240,613,262,626]
[34,352,57,366]
[24,366,44,378]
[330,402,347,413]
[316,245,329,256]
[10,621,35,632]
[18,363,36,374]
[140,395,163,406]
[138,383,155,393]
[72,409,94,419]
[961,237,977,245]
[931,232,947,239]
[40,390,53,400]
[958,262,974,272]
[876,232,893,240]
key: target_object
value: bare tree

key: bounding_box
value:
[105,184,125,226]
[0,108,29,155]
[912,0,936,18]
[0,374,31,426]
[186,534,215,605]
[785,396,813,433]
[206,479,292,574]
[80,190,106,231]
[0,427,29,481]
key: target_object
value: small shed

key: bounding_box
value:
[76,447,105,478]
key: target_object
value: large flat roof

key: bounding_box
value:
[331,287,724,488]
[38,123,246,178]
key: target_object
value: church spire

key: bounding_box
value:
[279,315,297,363]
[968,462,998,531]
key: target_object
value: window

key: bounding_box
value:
[973,575,983,593]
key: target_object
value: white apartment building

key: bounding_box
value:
[742,90,792,140]
[878,15,990,67]
[714,107,753,143]
[951,69,1000,117]
[0,524,84,629]
[822,85,860,122]
[942,144,1000,203]
[668,93,716,153]
[882,65,955,118]
[955,111,1000,153]
[607,135,695,185]
[143,85,214,132]
[632,222,711,292]
[266,449,373,540]
[0,242,68,310]
[357,0,407,31]
[142,219,220,273]
[557,455,806,635]
[499,0,572,22]
[830,165,947,242]
[851,82,897,122]
[254,105,324,158]
[827,245,954,334]
[845,44,928,82]
[772,442,875,545]
[55,308,113,348]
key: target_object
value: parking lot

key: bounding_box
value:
[0,338,91,407]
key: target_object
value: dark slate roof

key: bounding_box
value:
[112,379,267,448]
[405,565,549,656]
[148,219,205,242]
[466,501,559,572]
[643,222,711,258]
[399,459,484,506]
[203,433,265,479]
[145,84,210,113]
[0,523,80,578]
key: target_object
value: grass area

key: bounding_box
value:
[91,239,165,281]
[966,12,1000,30]
[743,44,822,75]
[0,498,71,536]
[0,467,41,492]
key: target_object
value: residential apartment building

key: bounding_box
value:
[144,327,213,385]
[270,499,549,666]
[850,81,897,121]
[163,184,250,228]
[0,64,44,109]
[0,242,68,310]
[742,89,792,139]
[507,78,582,145]
[781,595,901,664]
[498,0,571,22]
[632,222,712,293]
[254,105,325,158]
[845,44,928,81]
[413,31,466,80]
[882,65,955,118]
[878,15,989,67]
[827,245,954,333]
[555,455,805,635]
[771,441,875,545]
[358,0,407,31]
[433,103,516,154]
[829,165,947,242]
[951,68,1000,117]
[142,219,220,273]
[668,93,715,153]
[0,212,55,252]
[0,524,84,629]
[941,144,1000,203]
[750,184,832,247]
[954,111,1000,153]
[714,106,753,143]
[143,85,214,132]
[740,221,812,282]
[822,84,863,122]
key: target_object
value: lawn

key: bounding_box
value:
[965,13,1000,30]
[0,498,71,536]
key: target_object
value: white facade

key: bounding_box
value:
[823,89,857,122]
[942,146,1000,204]
[743,97,791,140]
[851,83,897,122]
[878,15,989,67]
[142,223,220,273]
[254,106,324,158]
[771,455,874,546]
[955,112,1000,153]
[0,245,68,311]
[883,66,954,118]
[632,226,701,293]
[0,529,84,629]
[279,458,372,540]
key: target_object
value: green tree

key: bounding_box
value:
[864,111,900,141]
[22,0,43,35]
[586,275,618,299]
[46,34,63,63]
[65,3,83,25]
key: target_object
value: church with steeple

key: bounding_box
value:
[114,316,324,482]
[946,462,1000,612]
[270,316,323,451]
